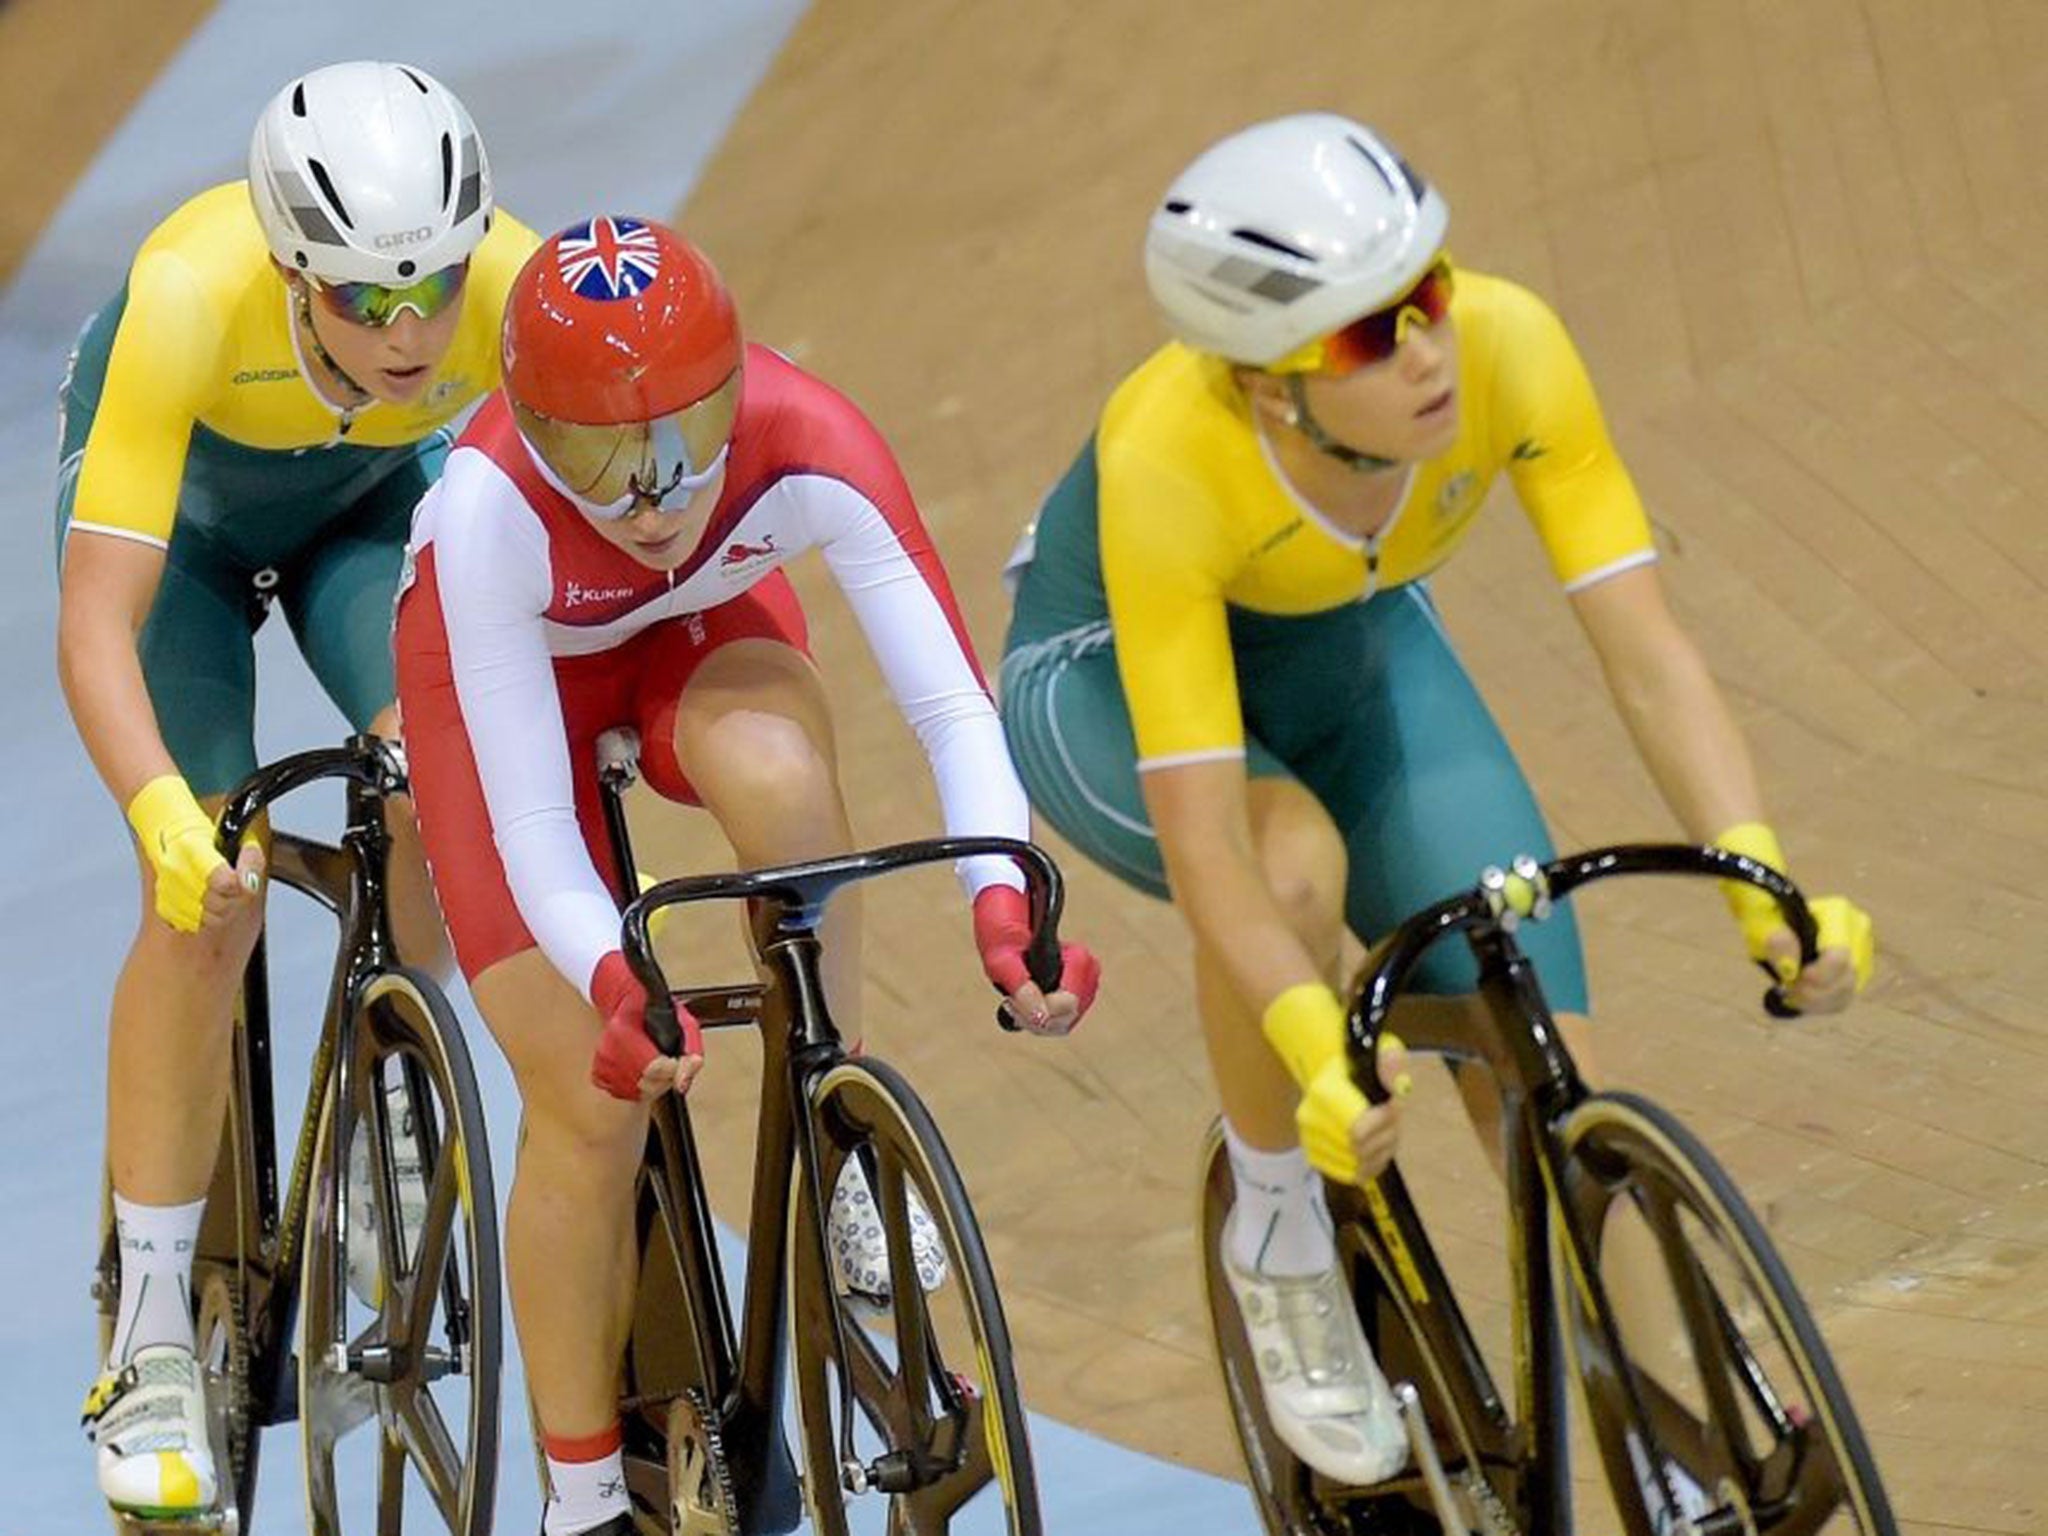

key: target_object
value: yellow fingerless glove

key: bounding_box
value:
[1261,983,1410,1185]
[1808,895,1877,993]
[1259,982,1350,1087]
[1712,821,1795,980]
[1714,822,1876,995]
[127,775,226,934]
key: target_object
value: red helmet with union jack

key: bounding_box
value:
[503,216,743,514]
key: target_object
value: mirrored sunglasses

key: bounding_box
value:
[1272,256,1455,377]
[309,261,470,329]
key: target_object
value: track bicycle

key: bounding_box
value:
[1200,844,1897,1536]
[92,735,501,1535]
[578,732,1067,1536]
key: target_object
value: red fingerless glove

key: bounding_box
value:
[589,951,702,1101]
[971,885,1102,1024]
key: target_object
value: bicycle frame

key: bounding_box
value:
[209,738,412,1432]
[1325,844,1818,1533]
[596,758,1063,1530]
[1324,928,1583,1530]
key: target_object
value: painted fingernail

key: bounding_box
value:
[1394,1071,1414,1098]
[242,870,262,893]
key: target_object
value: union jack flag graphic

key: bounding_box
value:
[555,217,663,300]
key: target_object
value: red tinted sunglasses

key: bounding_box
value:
[1275,257,1455,376]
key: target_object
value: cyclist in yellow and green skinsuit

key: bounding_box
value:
[999,112,1875,1494]
[56,60,535,1521]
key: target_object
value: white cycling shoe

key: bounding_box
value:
[827,1155,948,1309]
[1223,1237,1409,1487]
[82,1343,220,1520]
[345,1072,430,1308]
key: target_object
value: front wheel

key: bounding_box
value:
[787,1057,1040,1535]
[298,968,501,1535]
[1556,1091,1897,1536]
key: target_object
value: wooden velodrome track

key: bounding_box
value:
[10,1,2045,1531]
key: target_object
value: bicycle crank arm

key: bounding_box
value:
[1394,1382,1476,1536]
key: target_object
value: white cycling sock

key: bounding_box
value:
[109,1193,205,1366]
[543,1426,629,1536]
[1222,1121,1336,1277]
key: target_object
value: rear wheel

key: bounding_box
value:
[298,968,500,1535]
[788,1057,1040,1535]
[1557,1091,1897,1536]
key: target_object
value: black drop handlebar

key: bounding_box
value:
[621,836,1068,1056]
[214,734,408,852]
[1344,843,1821,1103]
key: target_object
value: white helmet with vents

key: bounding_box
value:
[248,60,493,286]
[1143,112,1448,367]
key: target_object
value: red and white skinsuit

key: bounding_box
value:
[395,344,1031,1013]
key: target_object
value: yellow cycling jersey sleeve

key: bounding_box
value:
[1470,277,1658,591]
[72,181,539,547]
[1096,270,1656,767]
[1097,353,1269,769]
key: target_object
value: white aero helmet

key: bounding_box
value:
[1144,113,1448,367]
[248,61,493,286]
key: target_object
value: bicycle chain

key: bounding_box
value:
[218,1274,254,1493]
[1460,1470,1518,1536]
[668,1384,740,1536]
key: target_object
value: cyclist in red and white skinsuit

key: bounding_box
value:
[394,216,1098,1536]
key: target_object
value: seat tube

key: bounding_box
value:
[598,768,638,904]
[649,1095,741,1395]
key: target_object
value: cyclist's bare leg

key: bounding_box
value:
[87,807,270,1514]
[668,639,861,1032]
[1198,779,1408,1482]
[473,949,645,1440]
[1439,1002,1605,1174]
[1195,777,1349,1151]
[368,704,453,980]
[105,806,263,1207]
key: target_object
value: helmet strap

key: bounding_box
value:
[294,285,372,419]
[1283,374,1399,473]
